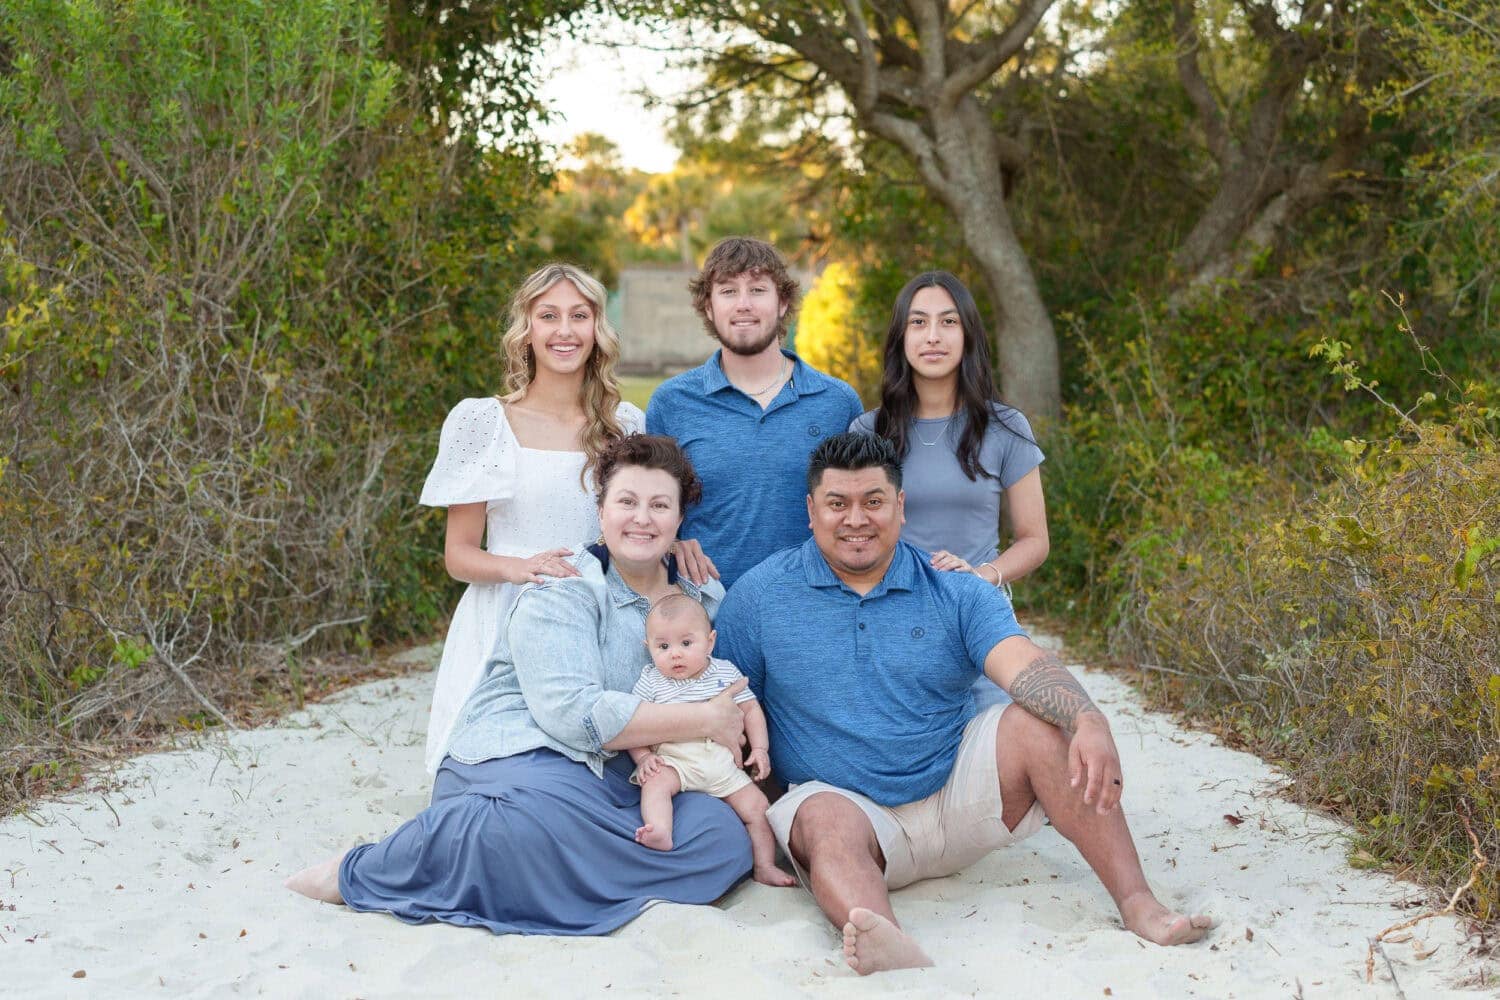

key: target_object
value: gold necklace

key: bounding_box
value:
[736,358,789,397]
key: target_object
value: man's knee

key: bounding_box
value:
[787,793,882,870]
[998,704,1070,761]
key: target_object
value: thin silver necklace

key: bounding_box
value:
[735,357,790,397]
[913,415,952,447]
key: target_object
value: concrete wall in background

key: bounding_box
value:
[617,266,710,373]
[615,264,815,373]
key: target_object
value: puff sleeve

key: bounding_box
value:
[419,397,518,506]
[616,400,646,434]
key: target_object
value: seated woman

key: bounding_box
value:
[286,435,752,934]
[851,271,1049,709]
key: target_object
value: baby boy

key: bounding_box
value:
[629,593,794,887]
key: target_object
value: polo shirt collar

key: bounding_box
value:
[703,348,828,398]
[797,536,918,597]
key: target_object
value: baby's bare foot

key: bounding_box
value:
[753,863,797,887]
[1119,891,1214,945]
[841,907,932,975]
[634,823,672,851]
[284,853,347,904]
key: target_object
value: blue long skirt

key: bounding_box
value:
[338,749,752,935]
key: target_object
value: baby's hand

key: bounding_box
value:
[637,753,664,780]
[745,747,771,781]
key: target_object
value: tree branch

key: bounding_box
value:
[1172,0,1231,165]
[863,109,953,205]
[908,0,948,92]
[941,0,1055,107]
[841,0,879,114]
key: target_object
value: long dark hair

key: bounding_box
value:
[873,271,1028,481]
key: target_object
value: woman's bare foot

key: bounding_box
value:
[1119,891,1214,945]
[634,823,673,851]
[283,853,348,904]
[842,907,933,975]
[753,863,797,887]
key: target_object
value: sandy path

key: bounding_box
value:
[2,639,1491,998]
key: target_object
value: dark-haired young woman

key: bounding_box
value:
[850,271,1048,706]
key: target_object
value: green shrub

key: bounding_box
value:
[1110,353,1499,921]
[0,0,541,808]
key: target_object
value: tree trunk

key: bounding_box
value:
[929,98,1061,421]
[1172,156,1278,279]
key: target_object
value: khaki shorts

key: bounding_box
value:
[632,739,752,799]
[766,703,1045,890]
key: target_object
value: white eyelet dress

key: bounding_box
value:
[418,396,645,774]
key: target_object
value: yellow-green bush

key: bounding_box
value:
[796,261,881,403]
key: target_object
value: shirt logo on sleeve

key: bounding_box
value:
[911,627,925,639]
[807,424,821,437]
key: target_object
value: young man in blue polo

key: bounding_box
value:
[646,237,863,588]
[714,432,1213,975]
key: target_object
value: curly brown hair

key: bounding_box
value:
[594,434,703,509]
[687,236,801,341]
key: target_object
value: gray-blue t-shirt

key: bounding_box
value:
[647,349,863,587]
[850,404,1044,567]
[714,537,1027,806]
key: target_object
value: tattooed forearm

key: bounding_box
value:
[1008,653,1101,732]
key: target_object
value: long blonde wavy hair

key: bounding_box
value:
[499,263,625,486]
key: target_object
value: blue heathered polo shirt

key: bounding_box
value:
[646,349,863,587]
[714,538,1027,806]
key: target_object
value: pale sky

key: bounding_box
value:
[534,23,690,174]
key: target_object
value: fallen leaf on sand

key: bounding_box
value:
[239,929,247,938]
[72,971,85,979]
[1384,932,1412,944]
[1223,814,1245,826]
[1245,928,1255,942]
[1414,945,1440,960]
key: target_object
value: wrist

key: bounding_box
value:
[1074,709,1109,732]
[495,555,524,585]
[975,561,1001,586]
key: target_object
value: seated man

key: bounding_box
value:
[714,432,1213,975]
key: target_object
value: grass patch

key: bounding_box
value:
[620,374,667,412]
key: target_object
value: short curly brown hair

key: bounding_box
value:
[687,236,801,341]
[594,434,703,509]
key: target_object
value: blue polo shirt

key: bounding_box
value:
[646,349,863,587]
[714,538,1027,806]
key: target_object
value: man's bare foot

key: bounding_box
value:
[753,863,797,887]
[284,853,347,904]
[1119,891,1214,945]
[842,907,933,975]
[634,823,672,851]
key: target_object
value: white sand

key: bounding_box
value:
[2,638,1492,998]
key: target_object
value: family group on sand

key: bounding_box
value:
[286,238,1214,974]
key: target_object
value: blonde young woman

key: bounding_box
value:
[418,263,646,773]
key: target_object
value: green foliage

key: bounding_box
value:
[0,0,545,807]
[1077,321,1500,921]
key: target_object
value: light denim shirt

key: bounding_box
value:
[443,543,726,776]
